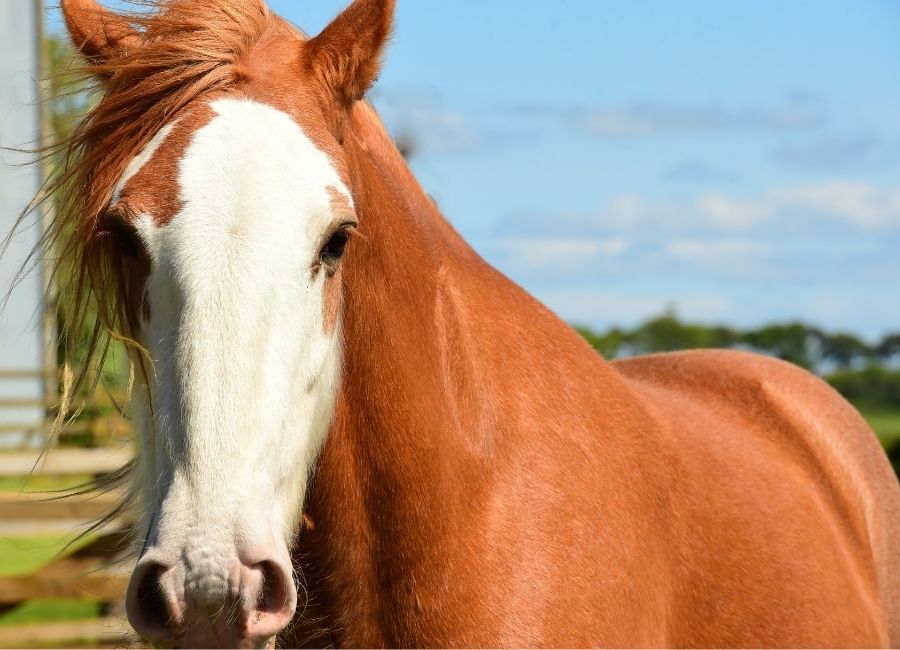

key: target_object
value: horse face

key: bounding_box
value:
[117,97,349,646]
[60,0,393,644]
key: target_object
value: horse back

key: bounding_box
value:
[613,348,900,646]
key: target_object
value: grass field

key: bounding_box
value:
[0,474,105,630]
[860,406,900,476]
[861,408,900,450]
[0,534,100,628]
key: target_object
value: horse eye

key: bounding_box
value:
[320,228,351,268]
[105,209,142,258]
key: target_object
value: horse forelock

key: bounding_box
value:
[36,0,326,411]
[31,0,321,550]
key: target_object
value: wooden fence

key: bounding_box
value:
[0,446,140,649]
[0,368,133,450]
[0,369,49,449]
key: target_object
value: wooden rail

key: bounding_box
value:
[0,508,137,646]
[0,617,139,649]
[0,569,129,603]
[0,527,134,604]
[0,369,48,380]
[0,422,43,434]
[0,491,123,520]
[0,373,137,647]
[0,448,132,477]
[0,398,45,408]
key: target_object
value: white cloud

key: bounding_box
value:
[774,134,893,170]
[491,179,900,288]
[373,89,479,156]
[538,290,735,327]
[768,181,900,230]
[589,180,900,232]
[664,161,737,182]
[496,236,628,268]
[695,192,770,230]
[574,97,821,138]
[666,239,770,262]
[393,105,478,155]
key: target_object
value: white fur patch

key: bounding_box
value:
[127,98,349,591]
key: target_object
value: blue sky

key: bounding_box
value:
[272,0,900,341]
[55,1,900,339]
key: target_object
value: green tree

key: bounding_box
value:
[574,326,628,359]
[825,366,900,411]
[741,322,822,370]
[628,313,737,354]
[45,34,93,144]
[821,332,875,370]
[877,334,900,365]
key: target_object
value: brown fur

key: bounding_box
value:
[305,0,395,138]
[112,103,216,227]
[322,265,343,336]
[61,0,141,64]
[50,1,900,647]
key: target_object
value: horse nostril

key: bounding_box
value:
[244,557,297,640]
[257,559,293,615]
[126,560,176,639]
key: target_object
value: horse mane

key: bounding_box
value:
[20,0,277,409]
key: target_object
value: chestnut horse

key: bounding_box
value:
[47,0,900,647]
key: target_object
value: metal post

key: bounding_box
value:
[34,0,59,447]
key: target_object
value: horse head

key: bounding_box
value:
[59,0,393,646]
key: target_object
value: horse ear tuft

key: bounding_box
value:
[61,0,140,64]
[306,0,395,110]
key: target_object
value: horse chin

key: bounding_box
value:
[172,634,274,650]
[171,617,277,650]
[169,634,274,650]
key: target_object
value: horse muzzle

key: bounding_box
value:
[125,543,296,649]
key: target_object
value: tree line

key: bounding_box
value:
[575,312,900,411]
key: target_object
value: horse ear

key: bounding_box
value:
[61,0,140,64]
[306,0,395,110]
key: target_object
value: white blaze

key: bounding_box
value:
[127,98,350,585]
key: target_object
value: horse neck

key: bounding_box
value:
[334,102,490,471]
[326,103,485,505]
[296,103,610,642]
[296,104,498,640]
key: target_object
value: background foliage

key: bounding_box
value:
[576,312,900,475]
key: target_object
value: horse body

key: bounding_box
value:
[287,102,900,647]
[615,351,900,646]
[48,0,900,646]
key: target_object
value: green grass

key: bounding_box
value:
[0,600,102,627]
[0,475,95,494]
[851,404,900,477]
[859,408,900,450]
[0,534,90,576]
[0,534,101,628]
[0,477,112,629]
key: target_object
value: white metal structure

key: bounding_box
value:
[0,0,48,447]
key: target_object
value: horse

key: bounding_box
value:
[46,0,900,647]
